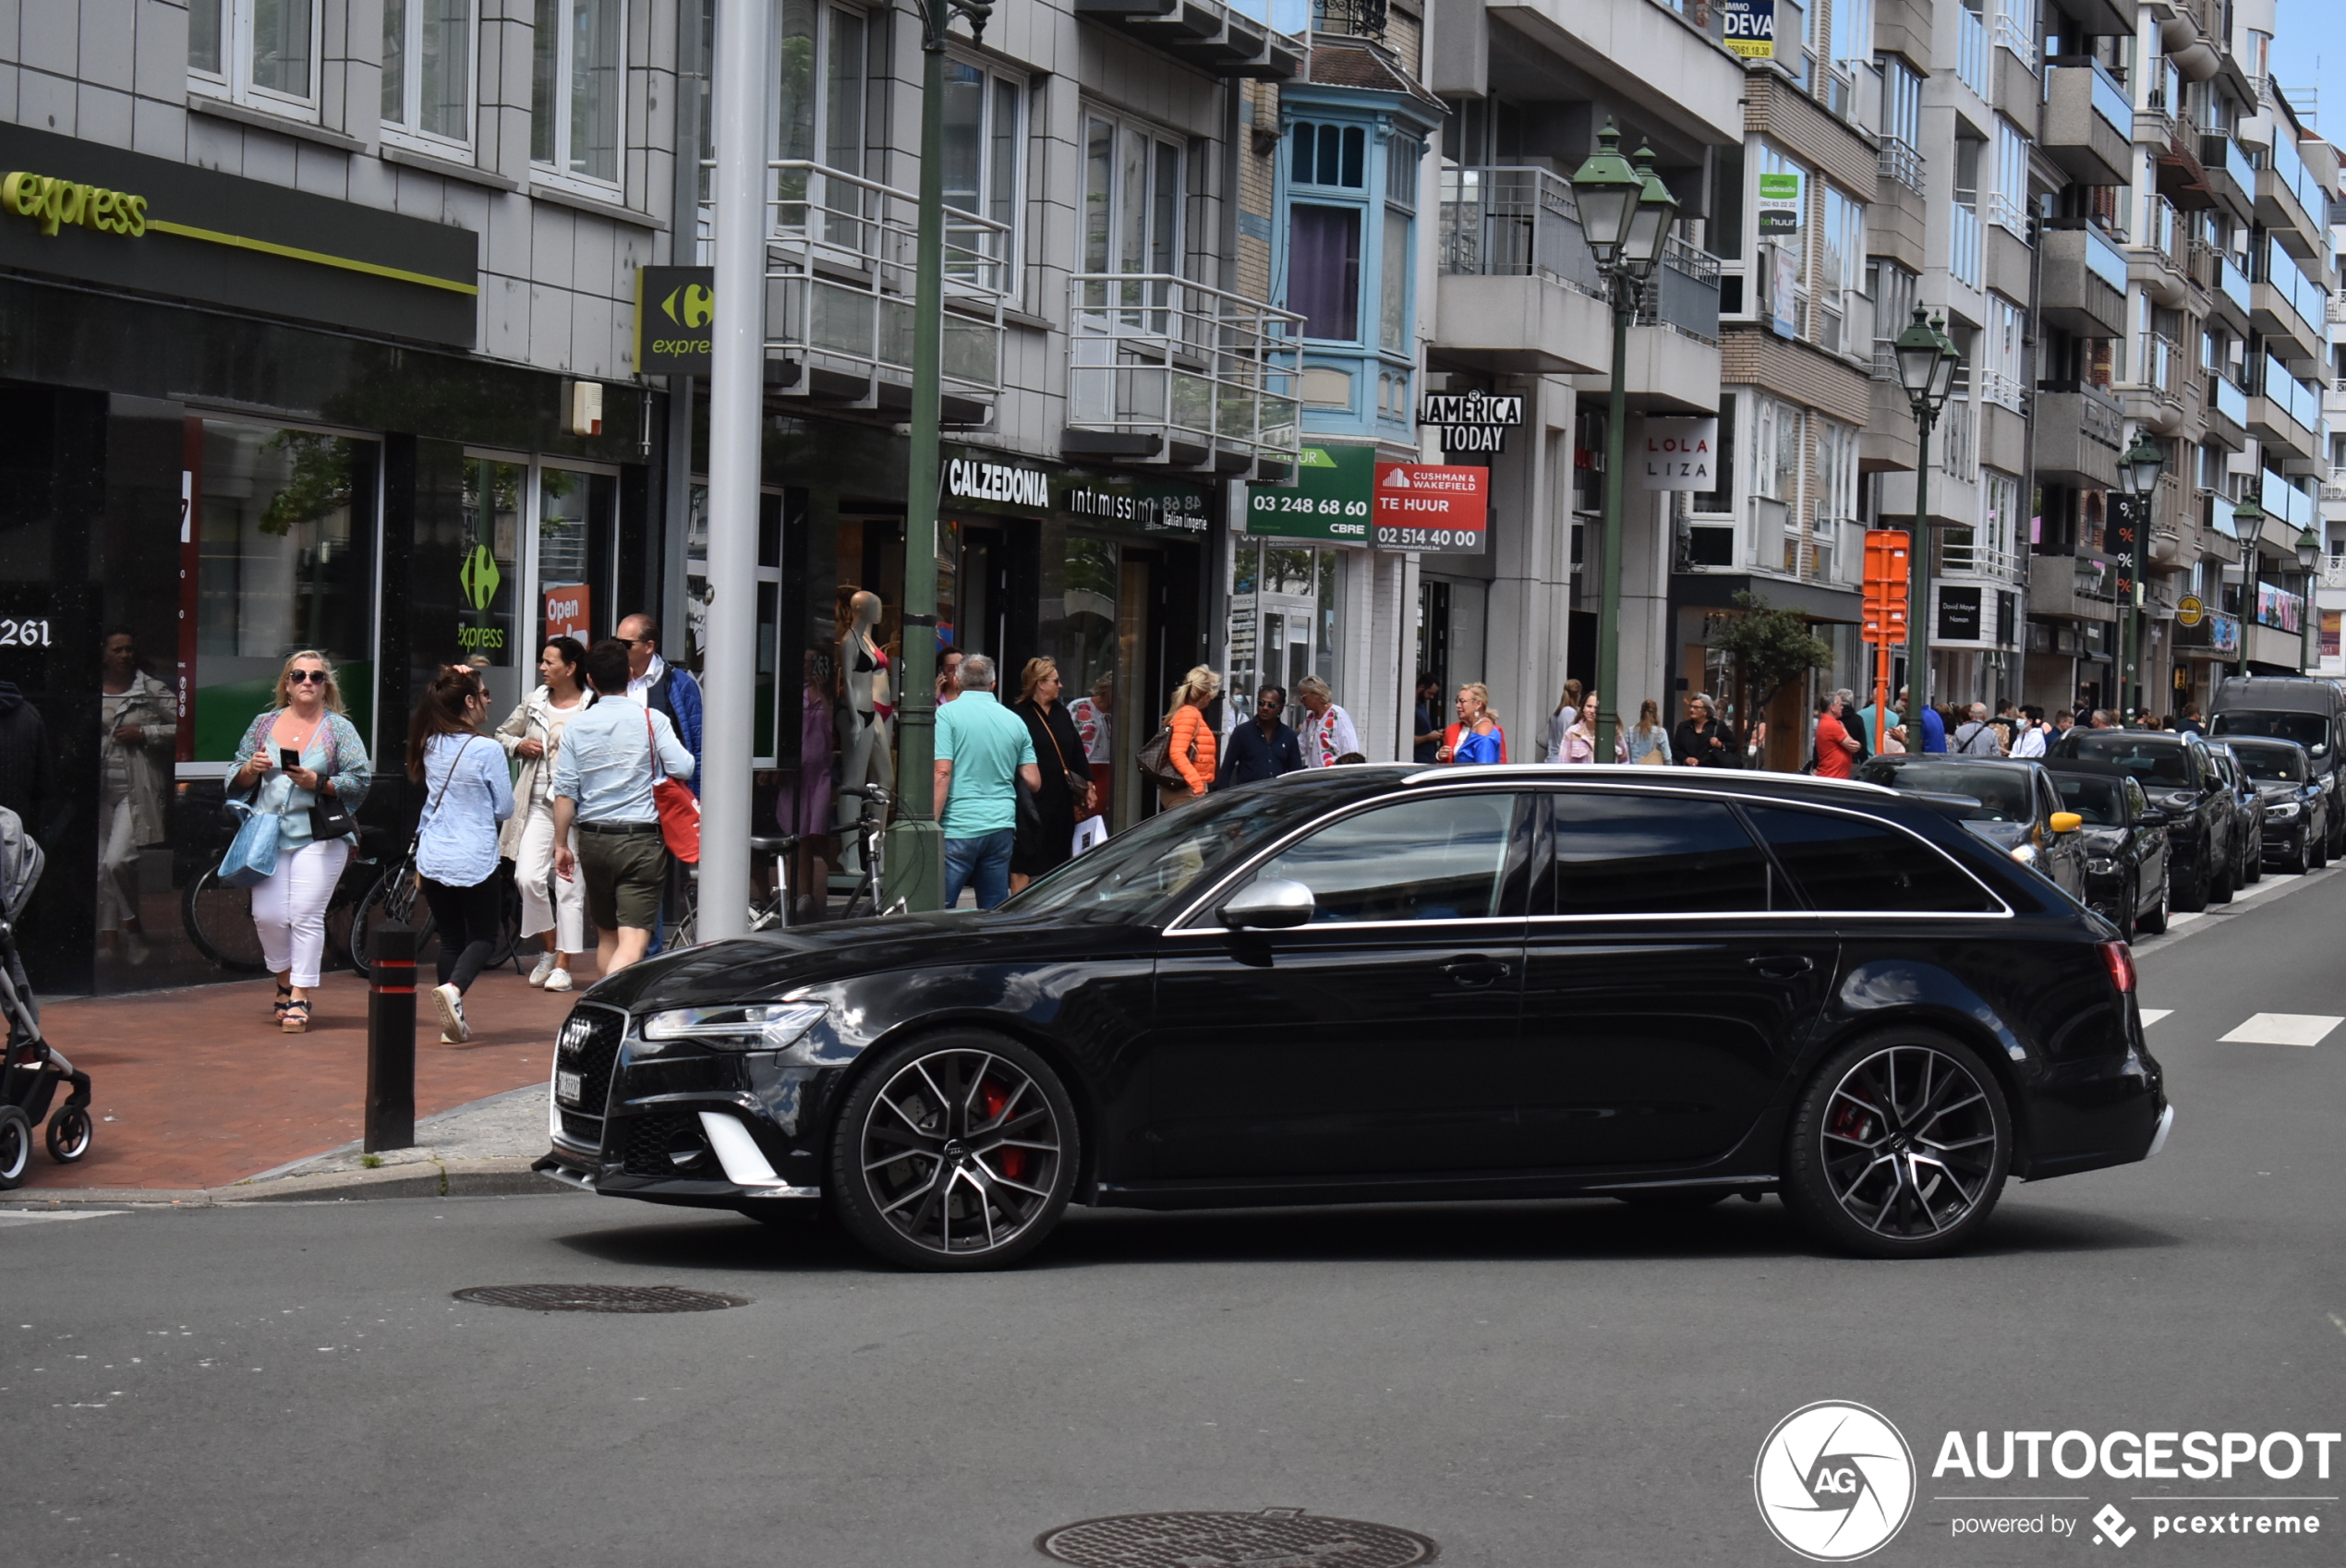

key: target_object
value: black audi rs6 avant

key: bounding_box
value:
[535,765,2171,1269]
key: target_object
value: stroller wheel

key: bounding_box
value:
[46,1105,92,1164]
[0,1105,30,1190]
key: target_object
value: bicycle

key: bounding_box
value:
[348,851,523,979]
[834,783,902,920]
[660,834,803,949]
[182,824,389,975]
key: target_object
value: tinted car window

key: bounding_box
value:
[1254,792,1517,923]
[1858,759,2034,821]
[1744,805,2001,913]
[2212,710,2330,757]
[1008,790,1306,919]
[2231,743,2306,782]
[2062,733,2193,785]
[2054,774,2123,825]
[1549,794,1770,915]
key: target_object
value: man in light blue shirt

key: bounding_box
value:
[933,654,1039,910]
[552,640,695,974]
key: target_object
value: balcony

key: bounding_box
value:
[1877,136,1925,197]
[2205,371,2250,451]
[1483,0,1743,146]
[2041,62,2132,187]
[2252,238,2328,364]
[2128,196,2189,308]
[1074,0,1303,78]
[2026,554,2122,622]
[2122,330,2186,435]
[1937,532,2023,583]
[2033,383,2123,488]
[2038,224,2128,339]
[2249,356,2319,462]
[2207,246,2252,333]
[2198,133,2255,223]
[1064,275,1302,476]
[2257,135,2328,259]
[760,163,1010,418]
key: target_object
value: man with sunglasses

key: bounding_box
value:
[616,614,702,798]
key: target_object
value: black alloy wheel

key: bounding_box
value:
[2137,869,2171,935]
[2314,826,2330,870]
[2285,832,2311,877]
[2174,863,2208,912]
[45,1105,93,1164]
[1783,1031,2012,1259]
[0,1105,30,1190]
[828,1031,1079,1271]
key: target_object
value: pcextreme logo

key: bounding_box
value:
[1755,1402,1917,1562]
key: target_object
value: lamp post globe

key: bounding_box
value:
[2119,431,2164,500]
[1623,142,1678,278]
[2296,526,2321,571]
[1893,308,1959,724]
[1568,122,1643,262]
[2231,496,2265,684]
[1893,306,1949,412]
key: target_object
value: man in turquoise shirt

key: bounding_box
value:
[933,654,1040,909]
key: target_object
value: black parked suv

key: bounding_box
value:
[2226,735,2332,874]
[538,767,2169,1267]
[1856,755,2089,903]
[2047,759,2172,942]
[2050,729,2234,911]
[2210,676,2346,861]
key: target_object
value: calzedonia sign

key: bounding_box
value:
[943,449,1208,536]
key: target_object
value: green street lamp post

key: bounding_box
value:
[2231,494,2265,686]
[1568,124,1676,764]
[2295,523,2321,671]
[884,0,994,911]
[2115,429,2164,722]
[1893,308,1960,736]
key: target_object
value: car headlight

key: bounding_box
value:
[2267,802,2301,821]
[2086,856,2118,874]
[2009,843,2040,867]
[639,1002,828,1051]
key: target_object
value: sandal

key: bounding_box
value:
[272,983,293,1024]
[281,999,311,1035]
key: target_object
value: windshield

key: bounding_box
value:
[2212,709,2331,758]
[998,790,1312,920]
[2231,743,2307,783]
[1858,760,2035,822]
[2063,732,2190,784]
[2052,774,2123,825]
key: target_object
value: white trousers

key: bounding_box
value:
[514,800,589,954]
[251,838,350,987]
[96,794,140,934]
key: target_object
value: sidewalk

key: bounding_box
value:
[19,969,572,1192]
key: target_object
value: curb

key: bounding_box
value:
[7,1157,579,1208]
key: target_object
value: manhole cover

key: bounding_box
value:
[452,1285,749,1314]
[1037,1508,1437,1568]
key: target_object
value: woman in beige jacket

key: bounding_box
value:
[494,637,596,992]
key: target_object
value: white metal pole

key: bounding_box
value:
[698,0,768,943]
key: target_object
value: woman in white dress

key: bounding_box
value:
[495,636,596,993]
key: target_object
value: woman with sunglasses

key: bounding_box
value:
[227,651,372,1033]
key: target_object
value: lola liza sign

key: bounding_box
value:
[1638,416,1718,490]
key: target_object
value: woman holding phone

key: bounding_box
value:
[227,650,372,1033]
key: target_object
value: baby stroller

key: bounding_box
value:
[0,805,93,1188]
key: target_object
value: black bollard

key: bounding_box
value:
[366,922,417,1152]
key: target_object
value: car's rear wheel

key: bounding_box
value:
[2242,833,2264,884]
[1783,1031,2011,1260]
[828,1031,1079,1271]
[2113,874,2138,945]
[2207,850,2235,905]
[2137,870,2170,935]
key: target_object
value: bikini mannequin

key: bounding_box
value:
[835,589,892,860]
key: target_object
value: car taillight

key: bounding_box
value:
[2100,939,2135,995]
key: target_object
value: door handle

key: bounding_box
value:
[1747,954,1815,980]
[1445,956,1511,988]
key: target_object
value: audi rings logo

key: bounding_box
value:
[1756,1401,1917,1561]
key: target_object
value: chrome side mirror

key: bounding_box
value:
[1218,877,1315,931]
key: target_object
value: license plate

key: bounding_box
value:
[555,1070,584,1107]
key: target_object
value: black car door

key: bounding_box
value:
[1515,788,1838,1168]
[1144,788,1531,1180]
[2124,776,2169,910]
[2034,770,2089,901]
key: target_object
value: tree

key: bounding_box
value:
[1709,591,1832,755]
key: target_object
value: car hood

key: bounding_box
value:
[572,910,1148,1012]
[2078,826,2129,850]
[1962,820,2031,851]
[2255,781,2307,802]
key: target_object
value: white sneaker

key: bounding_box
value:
[527,952,558,988]
[541,966,574,993]
[432,983,471,1043]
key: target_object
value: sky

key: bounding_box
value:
[2277,0,2346,140]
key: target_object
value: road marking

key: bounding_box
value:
[2219,1013,2343,1047]
[2167,911,2206,930]
[2139,1008,2173,1026]
[0,1210,128,1227]
[2230,872,2304,905]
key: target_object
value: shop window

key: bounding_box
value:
[381,0,476,149]
[532,0,626,189]
[191,421,379,760]
[188,0,324,118]
[1081,111,1184,308]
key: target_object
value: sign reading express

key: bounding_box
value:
[1373,464,1489,553]
[1246,445,1373,545]
[636,264,716,374]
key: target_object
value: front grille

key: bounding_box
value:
[552,1003,626,1146]
[621,1111,720,1178]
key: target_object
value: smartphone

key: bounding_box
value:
[279,747,302,771]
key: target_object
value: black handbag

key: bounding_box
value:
[308,725,357,839]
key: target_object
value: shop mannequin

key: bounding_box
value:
[836,589,892,860]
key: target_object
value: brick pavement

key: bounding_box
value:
[18,970,573,1191]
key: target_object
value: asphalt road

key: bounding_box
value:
[8,867,2346,1568]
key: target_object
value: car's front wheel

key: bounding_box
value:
[828,1031,1079,1271]
[1782,1031,2011,1259]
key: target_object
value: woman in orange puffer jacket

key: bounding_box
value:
[1161,666,1220,809]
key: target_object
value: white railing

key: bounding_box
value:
[1978,368,2026,411]
[1067,274,1304,467]
[1987,190,2028,236]
[1877,136,1925,195]
[759,162,1013,402]
[1991,6,2038,70]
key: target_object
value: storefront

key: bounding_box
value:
[0,125,654,996]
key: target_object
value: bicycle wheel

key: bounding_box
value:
[349,866,436,978]
[488,872,526,971]
[182,867,270,973]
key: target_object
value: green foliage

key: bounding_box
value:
[1709,591,1834,716]
[257,432,355,537]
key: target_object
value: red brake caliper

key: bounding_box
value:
[981,1079,1024,1181]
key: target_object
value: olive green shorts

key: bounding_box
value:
[576,827,669,933]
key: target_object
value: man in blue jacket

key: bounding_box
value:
[1218,686,1305,788]
[618,613,703,797]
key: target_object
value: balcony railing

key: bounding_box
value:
[1439,166,1725,342]
[1067,274,1303,468]
[2082,223,2129,292]
[2074,556,2117,602]
[2210,372,2250,427]
[1311,0,1386,37]
[1878,136,1925,195]
[1940,532,2022,579]
[761,162,1011,403]
[1636,236,1723,344]
[2262,468,2316,531]
[2130,331,2183,402]
[2218,134,2255,199]
[2087,60,2131,135]
[2259,235,2328,337]
[2259,354,2320,432]
[2216,247,2252,315]
[1991,2,2038,68]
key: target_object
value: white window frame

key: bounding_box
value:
[532,0,629,197]
[1989,116,2029,237]
[187,0,325,123]
[940,54,1028,285]
[381,0,479,154]
[1080,106,1186,310]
